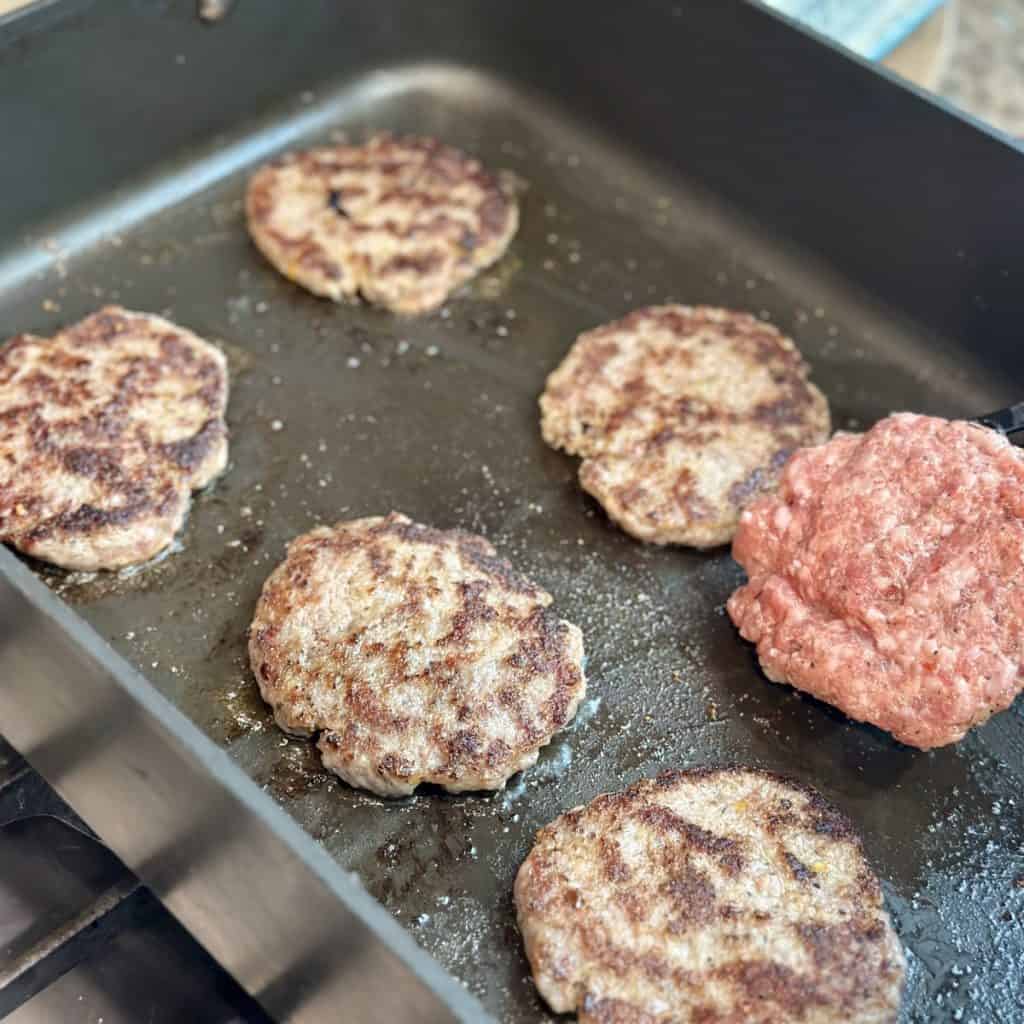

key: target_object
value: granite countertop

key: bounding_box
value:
[938,0,1024,136]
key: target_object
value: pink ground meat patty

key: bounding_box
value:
[727,413,1024,749]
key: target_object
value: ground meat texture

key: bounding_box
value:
[0,306,228,571]
[246,134,519,316]
[249,513,586,796]
[728,413,1024,749]
[539,305,830,548]
[515,767,905,1024]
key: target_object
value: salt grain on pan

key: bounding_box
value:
[346,356,360,368]
[271,419,284,431]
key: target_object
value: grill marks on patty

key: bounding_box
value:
[540,305,831,548]
[245,134,519,315]
[514,767,905,1024]
[248,513,586,797]
[0,306,229,570]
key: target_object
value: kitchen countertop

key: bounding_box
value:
[936,0,1024,134]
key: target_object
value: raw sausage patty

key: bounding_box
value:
[515,766,905,1023]
[249,513,586,796]
[0,306,228,571]
[540,305,830,547]
[246,134,519,315]
[728,412,1024,748]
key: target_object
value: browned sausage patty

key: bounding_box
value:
[0,306,228,571]
[246,134,519,315]
[515,767,905,1024]
[249,513,586,797]
[540,305,830,547]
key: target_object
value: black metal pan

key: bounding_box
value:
[0,2,1021,1021]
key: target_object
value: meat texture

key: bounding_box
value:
[728,413,1024,748]
[246,134,519,315]
[515,766,905,1024]
[249,513,586,796]
[0,306,228,570]
[540,305,830,547]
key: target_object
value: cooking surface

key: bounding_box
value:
[4,67,1023,1022]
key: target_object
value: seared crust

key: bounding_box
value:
[0,306,228,570]
[540,305,830,547]
[515,767,904,1024]
[248,513,586,797]
[245,134,519,315]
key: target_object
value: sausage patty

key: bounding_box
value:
[540,305,830,547]
[728,412,1024,748]
[246,134,519,315]
[0,306,228,571]
[515,766,905,1023]
[249,513,586,796]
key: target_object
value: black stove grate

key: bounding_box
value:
[0,737,272,1024]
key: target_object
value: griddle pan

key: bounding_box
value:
[1,2,1022,1021]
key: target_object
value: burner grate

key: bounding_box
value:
[0,737,272,1024]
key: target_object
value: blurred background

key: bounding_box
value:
[767,0,1024,136]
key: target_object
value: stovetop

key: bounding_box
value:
[0,737,272,1023]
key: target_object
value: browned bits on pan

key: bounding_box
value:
[0,306,229,570]
[540,304,830,547]
[245,134,519,315]
[248,512,586,797]
[514,766,905,1023]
